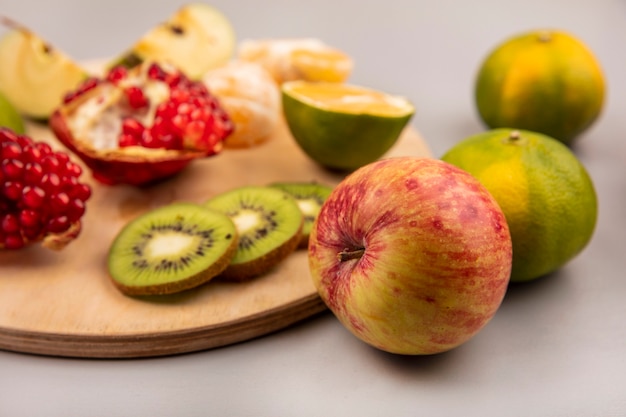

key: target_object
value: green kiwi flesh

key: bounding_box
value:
[108,203,238,296]
[270,182,333,248]
[203,186,303,281]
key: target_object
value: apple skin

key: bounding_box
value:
[308,157,512,355]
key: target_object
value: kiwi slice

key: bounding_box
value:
[108,203,238,296]
[270,181,333,248]
[203,186,304,281]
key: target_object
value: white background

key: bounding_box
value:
[1,0,625,416]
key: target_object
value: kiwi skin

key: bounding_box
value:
[108,203,239,296]
[269,181,333,249]
[204,186,304,282]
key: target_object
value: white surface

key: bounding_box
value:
[1,0,625,416]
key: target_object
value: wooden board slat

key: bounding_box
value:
[0,100,430,358]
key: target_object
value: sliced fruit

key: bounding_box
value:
[0,17,87,119]
[282,80,414,171]
[238,38,353,84]
[112,3,236,79]
[49,61,234,186]
[108,202,238,296]
[0,127,92,251]
[269,181,333,248]
[203,186,303,281]
[203,61,281,148]
[0,91,25,134]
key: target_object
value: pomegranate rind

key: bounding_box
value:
[49,108,209,186]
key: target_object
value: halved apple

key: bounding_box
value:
[0,17,88,119]
[112,3,236,79]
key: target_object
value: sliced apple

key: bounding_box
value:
[112,3,236,79]
[0,17,88,119]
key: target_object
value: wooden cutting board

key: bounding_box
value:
[0,112,430,358]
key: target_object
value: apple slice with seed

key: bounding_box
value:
[111,3,236,79]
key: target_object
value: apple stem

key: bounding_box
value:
[338,248,365,262]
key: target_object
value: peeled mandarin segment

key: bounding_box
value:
[203,61,281,148]
[290,48,353,83]
[237,38,353,84]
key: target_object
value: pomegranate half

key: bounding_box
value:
[49,62,234,186]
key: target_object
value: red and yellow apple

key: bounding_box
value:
[308,157,512,355]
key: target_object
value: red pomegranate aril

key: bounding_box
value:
[106,66,128,84]
[2,159,24,180]
[22,145,42,163]
[71,183,92,201]
[21,186,46,208]
[3,234,24,250]
[3,181,23,200]
[156,134,183,150]
[124,86,149,109]
[36,142,52,156]
[2,141,22,159]
[19,209,40,228]
[47,216,71,233]
[65,161,82,177]
[2,213,20,233]
[121,117,145,136]
[119,133,140,147]
[0,128,20,143]
[140,131,161,149]
[41,155,61,173]
[40,173,61,193]
[67,199,86,221]
[147,62,167,81]
[50,192,70,214]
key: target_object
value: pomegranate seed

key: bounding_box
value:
[67,199,86,221]
[3,234,24,250]
[65,162,82,177]
[47,216,71,233]
[19,209,40,228]
[50,192,70,214]
[40,173,61,193]
[41,155,60,173]
[121,117,145,136]
[119,134,139,147]
[2,141,22,159]
[3,181,23,200]
[2,159,24,180]
[0,128,20,143]
[2,213,20,233]
[106,66,128,84]
[72,184,92,201]
[36,142,52,156]
[147,63,167,81]
[22,145,42,163]
[21,186,46,208]
[124,86,149,109]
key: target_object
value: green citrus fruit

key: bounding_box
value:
[441,128,597,282]
[281,80,414,171]
[475,30,605,145]
[0,91,25,134]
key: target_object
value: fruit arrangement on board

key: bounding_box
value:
[0,3,604,357]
